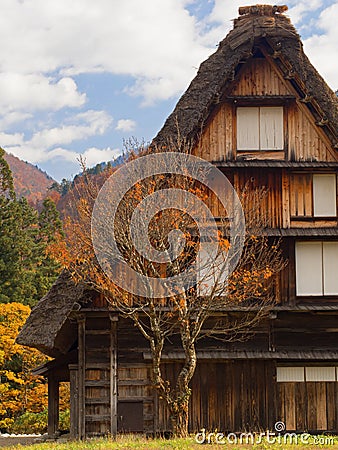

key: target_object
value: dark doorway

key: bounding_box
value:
[117,401,143,432]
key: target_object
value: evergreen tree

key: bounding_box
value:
[35,198,64,298]
[0,149,63,306]
[0,148,15,199]
[0,198,40,305]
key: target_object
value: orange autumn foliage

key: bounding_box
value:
[0,303,69,431]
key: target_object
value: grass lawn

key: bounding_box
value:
[2,434,338,450]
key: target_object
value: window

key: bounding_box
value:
[313,174,337,217]
[277,367,304,382]
[306,367,336,382]
[295,241,338,296]
[197,243,228,296]
[237,106,283,150]
[277,366,337,382]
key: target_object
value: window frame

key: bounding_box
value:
[277,366,338,382]
[236,105,284,151]
[313,173,337,218]
[295,241,338,297]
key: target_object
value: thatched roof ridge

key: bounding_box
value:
[16,271,84,357]
[153,5,338,150]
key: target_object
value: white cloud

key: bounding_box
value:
[201,0,252,46]
[0,74,86,113]
[287,0,323,25]
[0,0,336,181]
[0,132,24,146]
[0,112,33,130]
[3,109,113,164]
[72,110,112,133]
[0,0,335,106]
[207,0,242,27]
[302,2,338,89]
[0,0,211,104]
[82,147,121,166]
[47,146,120,166]
[29,110,112,148]
[116,119,136,132]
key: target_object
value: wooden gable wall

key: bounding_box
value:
[232,58,289,97]
[194,57,336,163]
[287,101,335,162]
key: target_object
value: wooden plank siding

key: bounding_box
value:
[231,59,290,97]
[290,173,313,218]
[288,101,336,162]
[194,102,234,162]
[277,381,338,432]
[158,361,276,433]
[211,168,337,232]
[220,168,283,228]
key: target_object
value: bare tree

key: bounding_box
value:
[61,142,285,437]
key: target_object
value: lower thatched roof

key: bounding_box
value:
[16,271,85,357]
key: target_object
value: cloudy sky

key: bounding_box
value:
[0,0,337,181]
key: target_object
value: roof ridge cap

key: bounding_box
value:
[238,5,288,16]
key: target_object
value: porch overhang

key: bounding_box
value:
[143,350,338,361]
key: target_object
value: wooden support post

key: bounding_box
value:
[69,364,79,439]
[47,376,59,436]
[109,314,118,436]
[77,314,86,439]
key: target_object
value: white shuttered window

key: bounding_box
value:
[277,367,338,382]
[313,174,337,217]
[277,367,305,382]
[197,243,228,296]
[296,241,338,296]
[323,242,338,295]
[306,367,336,382]
[237,106,283,150]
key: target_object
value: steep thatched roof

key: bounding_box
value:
[16,271,85,357]
[153,4,338,150]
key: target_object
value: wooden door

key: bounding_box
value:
[117,401,143,432]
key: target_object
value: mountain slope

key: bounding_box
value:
[4,152,55,206]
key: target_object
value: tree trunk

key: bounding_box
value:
[169,394,190,437]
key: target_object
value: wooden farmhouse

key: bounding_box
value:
[17,4,338,438]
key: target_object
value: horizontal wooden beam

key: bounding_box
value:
[85,397,110,404]
[118,379,150,386]
[85,363,110,369]
[85,330,111,335]
[118,396,154,402]
[85,380,110,387]
[85,414,111,422]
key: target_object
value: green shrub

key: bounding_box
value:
[9,410,47,434]
[59,409,70,432]
[9,408,70,434]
